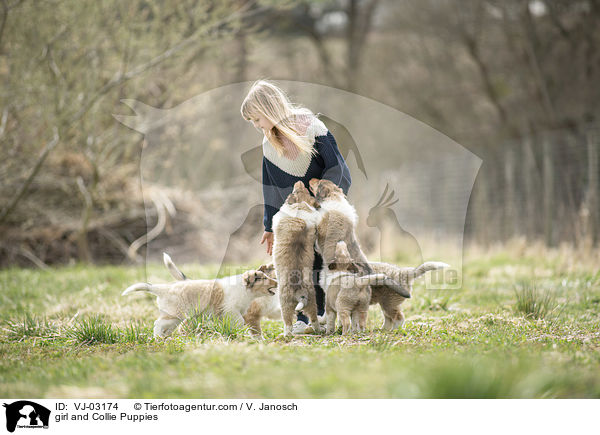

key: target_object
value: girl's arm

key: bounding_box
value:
[262,158,281,233]
[315,131,352,194]
[261,160,278,255]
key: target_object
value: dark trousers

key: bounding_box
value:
[297,250,325,323]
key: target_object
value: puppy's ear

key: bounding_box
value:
[258,263,274,274]
[242,270,256,288]
[261,270,278,285]
[254,270,278,287]
[286,193,297,204]
[254,270,267,279]
[315,185,326,202]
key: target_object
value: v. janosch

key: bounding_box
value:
[258,403,298,411]
[120,413,158,422]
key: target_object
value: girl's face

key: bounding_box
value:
[248,114,274,133]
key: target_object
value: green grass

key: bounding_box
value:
[67,315,121,345]
[1,247,599,398]
[178,310,250,340]
[514,281,560,320]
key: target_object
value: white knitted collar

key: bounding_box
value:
[262,116,328,177]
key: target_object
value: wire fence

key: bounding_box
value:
[466,125,599,247]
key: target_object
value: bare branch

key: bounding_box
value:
[70,2,266,124]
[97,227,131,259]
[0,0,24,53]
[0,106,7,138]
[521,4,558,124]
[462,31,512,131]
[346,0,380,90]
[17,246,49,270]
[0,0,9,52]
[0,128,59,224]
[275,5,339,86]
[76,176,93,262]
[0,3,267,224]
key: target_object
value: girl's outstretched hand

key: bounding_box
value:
[261,231,274,256]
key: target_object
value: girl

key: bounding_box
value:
[241,80,352,334]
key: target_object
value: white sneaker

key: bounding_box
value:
[292,320,314,335]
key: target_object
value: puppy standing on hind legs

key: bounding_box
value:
[273,181,322,337]
[309,178,372,275]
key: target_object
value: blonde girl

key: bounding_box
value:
[241,80,351,332]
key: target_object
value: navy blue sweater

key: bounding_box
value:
[262,116,351,232]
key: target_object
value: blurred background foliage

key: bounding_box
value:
[0,0,599,267]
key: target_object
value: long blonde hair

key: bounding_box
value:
[241,80,315,156]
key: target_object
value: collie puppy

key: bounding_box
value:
[122,253,278,337]
[369,261,449,330]
[309,178,372,275]
[273,181,322,336]
[323,241,411,335]
[242,263,283,336]
[162,255,280,337]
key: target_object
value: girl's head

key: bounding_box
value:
[241,80,315,155]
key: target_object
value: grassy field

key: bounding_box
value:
[1,242,599,398]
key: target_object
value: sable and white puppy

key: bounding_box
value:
[369,261,449,330]
[273,181,322,336]
[162,255,280,337]
[309,178,372,275]
[122,253,278,337]
[164,257,321,338]
[323,241,411,335]
[242,263,283,336]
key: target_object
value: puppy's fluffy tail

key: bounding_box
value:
[413,261,450,279]
[122,283,170,297]
[359,274,411,299]
[163,252,187,281]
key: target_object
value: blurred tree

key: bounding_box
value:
[0,0,266,264]
[1,0,599,266]
[267,0,381,91]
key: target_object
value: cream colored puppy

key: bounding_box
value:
[122,253,278,337]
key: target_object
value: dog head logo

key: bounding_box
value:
[3,401,50,432]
